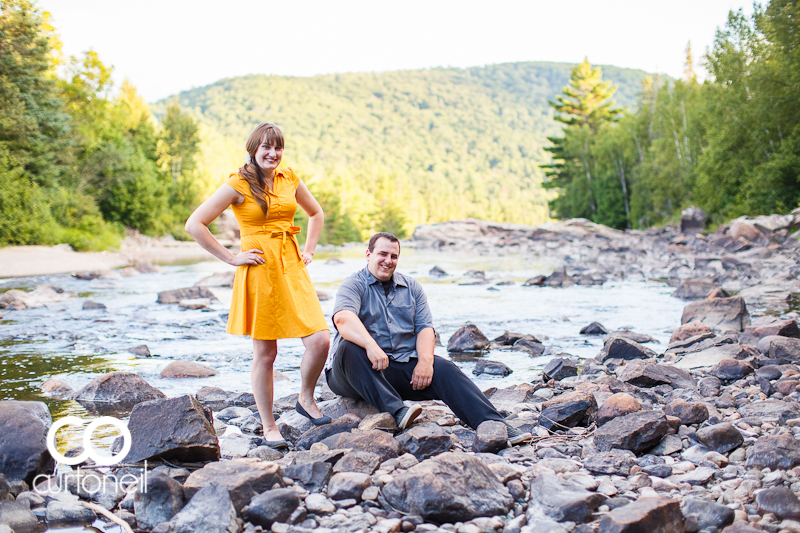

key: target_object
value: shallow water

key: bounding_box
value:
[1,248,687,456]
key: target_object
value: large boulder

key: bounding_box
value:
[126,394,219,464]
[618,361,696,389]
[157,287,216,304]
[527,472,606,523]
[382,452,513,523]
[396,423,455,460]
[0,284,76,310]
[70,372,165,408]
[295,414,361,450]
[183,458,284,513]
[167,482,239,533]
[740,316,800,346]
[599,336,656,363]
[447,324,490,353]
[543,358,578,381]
[0,401,53,485]
[594,410,670,454]
[757,335,800,361]
[598,497,683,533]
[681,296,750,332]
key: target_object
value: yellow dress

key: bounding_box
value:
[224,167,328,340]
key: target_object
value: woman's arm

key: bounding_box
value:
[185,184,265,266]
[295,180,324,266]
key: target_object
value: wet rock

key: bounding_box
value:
[40,379,73,398]
[429,266,448,277]
[382,452,513,523]
[0,401,53,485]
[126,394,219,463]
[295,413,361,450]
[596,393,643,427]
[618,361,696,389]
[473,360,512,377]
[156,286,216,304]
[226,391,256,407]
[160,360,218,378]
[0,500,38,530]
[333,451,382,474]
[527,472,606,523]
[512,338,546,356]
[611,330,656,344]
[183,458,283,513]
[327,472,371,501]
[746,434,800,470]
[740,316,800,346]
[447,324,490,353]
[711,358,754,380]
[543,268,574,288]
[670,321,714,343]
[598,496,682,533]
[493,331,541,346]
[580,322,608,335]
[696,422,743,453]
[133,471,185,530]
[70,371,165,406]
[583,450,638,476]
[319,430,402,462]
[681,296,750,332]
[539,391,597,431]
[167,482,239,533]
[599,336,657,362]
[82,299,106,310]
[473,420,509,454]
[396,423,455,460]
[594,410,670,454]
[45,500,95,524]
[543,358,578,381]
[242,488,300,528]
[755,486,800,520]
[127,344,151,357]
[757,335,800,361]
[738,400,800,424]
[664,400,708,425]
[0,285,76,310]
[673,278,719,300]
[523,275,546,286]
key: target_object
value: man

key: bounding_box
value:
[326,232,531,444]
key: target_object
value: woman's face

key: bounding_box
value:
[254,138,283,172]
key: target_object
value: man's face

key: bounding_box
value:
[366,238,400,281]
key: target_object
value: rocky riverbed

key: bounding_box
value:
[1,212,800,533]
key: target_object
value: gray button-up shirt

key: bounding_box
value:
[329,266,434,365]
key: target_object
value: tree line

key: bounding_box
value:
[544,1,800,229]
[0,0,202,249]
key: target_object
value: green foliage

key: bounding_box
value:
[550,58,625,132]
[0,145,56,246]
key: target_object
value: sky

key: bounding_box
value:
[39,0,755,103]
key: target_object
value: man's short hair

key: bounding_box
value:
[368,232,401,253]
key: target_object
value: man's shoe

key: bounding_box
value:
[506,424,532,445]
[395,405,422,430]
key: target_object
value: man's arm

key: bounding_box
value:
[411,327,435,390]
[333,311,390,371]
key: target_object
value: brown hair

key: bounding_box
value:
[237,123,285,216]
[368,232,401,252]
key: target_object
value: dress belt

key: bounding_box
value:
[239,225,302,271]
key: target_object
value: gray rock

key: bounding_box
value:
[675,342,754,370]
[382,452,513,523]
[710,358,754,380]
[582,450,638,476]
[663,400,708,425]
[473,421,509,454]
[327,472,371,501]
[126,394,219,463]
[304,493,336,515]
[473,360,513,377]
[168,482,239,533]
[127,345,151,357]
[649,434,683,455]
[681,206,705,233]
[738,399,800,424]
[527,472,606,523]
[493,331,542,345]
[294,413,361,451]
[598,496,682,533]
[538,392,598,431]
[396,423,455,460]
[580,322,608,335]
[543,358,578,381]
[219,434,263,458]
[134,471,185,530]
[512,338,546,356]
[618,361,696,389]
[669,467,716,485]
[157,286,216,304]
[45,500,95,524]
[599,336,657,363]
[674,278,719,300]
[0,400,53,485]
[276,397,378,436]
[447,324,490,353]
[746,434,800,470]
[243,488,300,528]
[740,317,800,346]
[283,461,332,492]
[755,486,800,519]
[681,296,750,332]
[70,371,165,407]
[183,458,283,513]
[82,299,106,310]
[594,410,670,454]
[333,451,382,474]
[246,446,284,462]
[695,422,743,453]
[757,335,800,361]
[215,406,253,422]
[0,500,38,530]
[319,429,402,462]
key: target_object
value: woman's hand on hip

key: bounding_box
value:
[231,248,264,266]
[301,251,314,266]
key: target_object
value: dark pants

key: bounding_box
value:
[325,340,505,430]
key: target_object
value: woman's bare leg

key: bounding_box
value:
[252,339,282,441]
[297,330,330,418]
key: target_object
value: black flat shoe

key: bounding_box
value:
[295,401,332,426]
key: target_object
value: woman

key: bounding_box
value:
[185,122,331,446]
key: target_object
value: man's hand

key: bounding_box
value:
[411,359,433,390]
[366,344,389,371]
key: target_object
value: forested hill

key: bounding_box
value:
[155,62,649,238]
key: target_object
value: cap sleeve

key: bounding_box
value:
[282,167,301,189]
[224,173,250,196]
